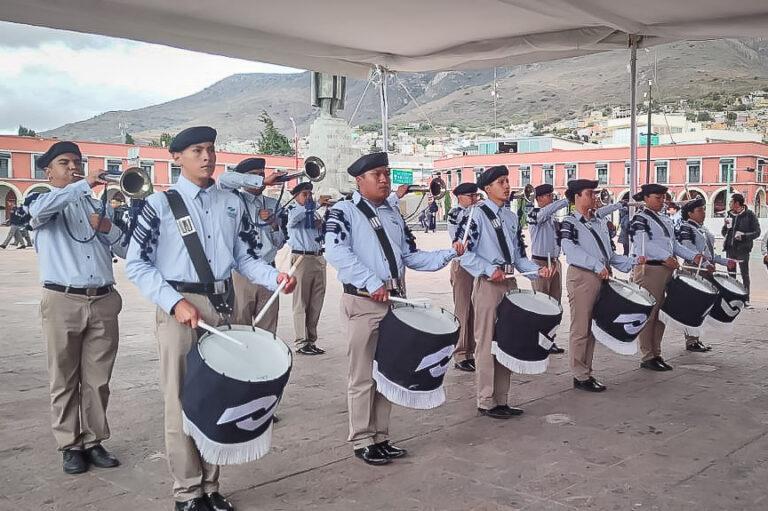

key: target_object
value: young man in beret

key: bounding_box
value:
[126,126,295,511]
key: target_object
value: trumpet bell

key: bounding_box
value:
[100,167,153,199]
[304,156,326,182]
[510,183,535,203]
[405,176,447,200]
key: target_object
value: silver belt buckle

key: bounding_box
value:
[384,278,399,291]
[503,264,515,275]
[213,280,226,294]
[85,287,99,297]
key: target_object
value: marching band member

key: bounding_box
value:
[559,180,642,392]
[447,183,480,371]
[676,197,736,352]
[459,166,552,419]
[126,127,295,511]
[324,152,463,466]
[286,182,327,355]
[29,141,129,474]
[629,184,704,372]
[218,158,286,333]
[526,183,569,354]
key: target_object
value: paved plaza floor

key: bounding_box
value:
[1,229,767,510]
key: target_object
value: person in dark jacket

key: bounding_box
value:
[618,205,630,255]
[721,193,761,303]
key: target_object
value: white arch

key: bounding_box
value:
[709,186,730,218]
[676,186,708,202]
[754,188,766,218]
[0,181,24,203]
[25,183,54,198]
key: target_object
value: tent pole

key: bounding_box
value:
[629,35,640,205]
[378,66,389,152]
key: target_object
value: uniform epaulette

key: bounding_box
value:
[628,214,651,241]
[559,218,578,245]
[324,208,350,245]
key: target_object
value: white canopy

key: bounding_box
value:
[2,0,768,77]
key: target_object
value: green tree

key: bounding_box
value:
[696,111,712,122]
[17,125,37,137]
[124,132,135,144]
[159,132,174,148]
[257,111,294,156]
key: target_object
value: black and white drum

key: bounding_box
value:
[706,274,748,328]
[592,279,656,355]
[659,272,718,335]
[373,304,459,410]
[182,325,291,465]
[493,290,562,374]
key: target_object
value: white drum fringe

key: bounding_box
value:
[491,342,548,375]
[372,361,446,410]
[590,321,638,355]
[182,412,273,465]
[658,310,702,337]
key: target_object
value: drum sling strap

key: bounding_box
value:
[164,190,232,316]
[644,210,674,254]
[356,199,401,285]
[579,217,611,267]
[479,204,513,264]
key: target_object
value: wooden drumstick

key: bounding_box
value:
[389,296,431,308]
[253,255,304,325]
[198,320,246,348]
[461,206,476,245]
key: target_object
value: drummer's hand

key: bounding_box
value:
[277,273,296,293]
[663,256,680,270]
[538,266,553,279]
[396,184,409,199]
[263,170,287,186]
[704,264,716,274]
[370,285,390,302]
[729,259,739,271]
[489,268,506,282]
[597,267,610,280]
[692,254,705,267]
[636,255,647,265]
[172,299,201,328]
[452,241,465,256]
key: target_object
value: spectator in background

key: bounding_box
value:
[1,205,29,249]
[722,193,761,306]
[618,204,630,256]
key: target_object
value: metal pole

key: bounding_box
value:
[378,66,389,152]
[629,35,640,204]
[645,80,652,184]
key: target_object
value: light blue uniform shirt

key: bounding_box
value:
[218,173,285,264]
[560,211,635,274]
[459,199,540,279]
[125,174,278,313]
[286,202,323,253]
[28,179,127,287]
[447,205,469,242]
[629,208,698,262]
[676,219,729,266]
[527,198,569,258]
[324,191,456,292]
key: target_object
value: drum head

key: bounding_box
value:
[677,273,718,295]
[608,280,654,307]
[199,325,291,383]
[505,289,562,316]
[392,305,459,335]
[713,274,748,295]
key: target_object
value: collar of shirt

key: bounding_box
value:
[175,174,214,200]
[353,191,395,213]
[572,210,599,224]
[481,199,504,215]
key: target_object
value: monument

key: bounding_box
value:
[307,72,359,196]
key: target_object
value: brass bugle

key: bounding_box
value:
[75,167,154,199]
[404,176,447,200]
[597,189,643,207]
[509,183,535,203]
[275,156,326,183]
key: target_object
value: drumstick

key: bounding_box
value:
[461,207,476,245]
[680,264,730,275]
[695,257,703,277]
[253,255,304,325]
[198,320,246,348]
[389,296,431,308]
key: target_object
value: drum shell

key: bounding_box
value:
[707,274,748,324]
[661,274,718,329]
[592,281,655,350]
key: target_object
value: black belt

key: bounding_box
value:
[44,284,113,297]
[645,260,665,266]
[532,255,557,262]
[292,250,323,256]
[343,283,403,299]
[167,278,232,295]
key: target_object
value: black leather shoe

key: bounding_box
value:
[573,377,606,392]
[454,359,475,372]
[497,404,524,416]
[272,413,280,424]
[478,405,522,419]
[62,449,88,474]
[205,492,234,511]
[549,343,565,354]
[686,341,712,352]
[296,345,318,355]
[354,444,391,465]
[308,344,326,354]
[85,444,120,468]
[376,441,407,459]
[175,497,212,511]
[656,357,673,370]
[640,357,667,372]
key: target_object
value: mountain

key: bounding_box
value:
[42,39,768,144]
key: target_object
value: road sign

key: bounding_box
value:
[391,168,413,185]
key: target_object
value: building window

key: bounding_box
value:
[756,159,765,183]
[719,158,734,183]
[106,159,122,174]
[542,164,554,185]
[519,165,531,186]
[455,169,462,185]
[655,160,668,184]
[687,159,701,184]
[624,162,632,185]
[565,163,577,182]
[0,152,10,178]
[596,162,608,185]
[170,164,182,184]
[140,161,154,182]
[33,154,46,179]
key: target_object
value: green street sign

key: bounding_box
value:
[391,168,414,185]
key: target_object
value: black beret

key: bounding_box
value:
[534,183,553,197]
[452,183,478,196]
[234,157,266,174]
[681,197,705,219]
[169,126,217,153]
[476,165,508,188]
[638,183,668,197]
[37,141,82,169]
[291,182,313,195]
[565,179,598,202]
[348,152,388,177]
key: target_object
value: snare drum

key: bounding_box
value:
[592,280,656,355]
[182,325,292,465]
[373,304,459,410]
[659,273,718,334]
[493,290,562,374]
[706,274,748,327]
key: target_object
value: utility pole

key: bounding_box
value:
[492,67,498,133]
[645,79,652,184]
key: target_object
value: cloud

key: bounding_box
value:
[0,21,117,50]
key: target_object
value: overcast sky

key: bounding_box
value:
[0,21,302,135]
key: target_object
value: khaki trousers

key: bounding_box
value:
[341,294,391,450]
[231,271,278,333]
[565,267,602,380]
[156,293,222,501]
[472,277,517,410]
[41,288,122,451]
[291,254,326,347]
[631,265,674,362]
[531,259,562,303]
[450,260,476,362]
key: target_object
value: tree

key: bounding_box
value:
[124,132,135,144]
[696,111,712,122]
[18,125,36,137]
[159,132,174,148]
[257,111,294,156]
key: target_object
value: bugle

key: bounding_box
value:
[597,189,643,207]
[509,183,535,203]
[403,176,447,200]
[85,167,154,199]
[275,156,326,183]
